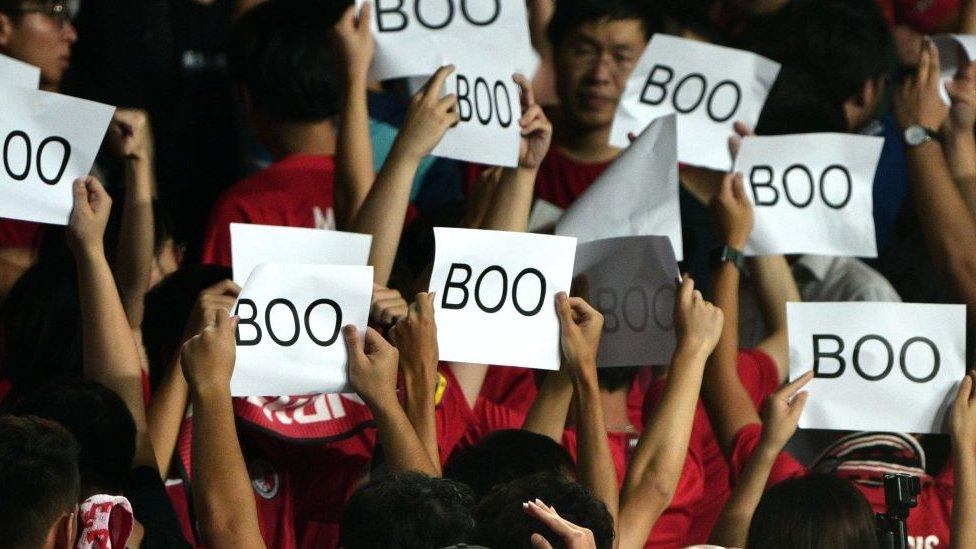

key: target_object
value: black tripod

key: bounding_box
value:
[876,473,921,549]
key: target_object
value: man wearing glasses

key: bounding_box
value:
[0,0,78,92]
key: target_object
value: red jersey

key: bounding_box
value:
[201,154,336,266]
[0,219,43,249]
[876,0,960,33]
[535,147,614,209]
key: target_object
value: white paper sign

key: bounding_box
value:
[788,302,966,434]
[231,264,373,397]
[933,34,976,104]
[0,53,40,89]
[0,87,115,225]
[558,114,683,260]
[429,227,576,370]
[528,198,563,233]
[575,236,679,368]
[734,133,882,257]
[610,35,780,171]
[230,223,372,285]
[358,0,538,82]
[429,56,523,167]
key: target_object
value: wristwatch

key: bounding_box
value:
[904,124,938,147]
[711,244,746,272]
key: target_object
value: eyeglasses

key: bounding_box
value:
[17,0,77,27]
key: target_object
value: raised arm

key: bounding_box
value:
[352,66,459,286]
[346,325,439,475]
[700,173,762,455]
[708,373,811,548]
[147,279,240,476]
[67,177,155,471]
[180,311,265,549]
[107,109,157,329]
[390,292,442,472]
[747,254,800,382]
[893,40,976,327]
[332,3,375,230]
[941,56,976,219]
[950,371,976,549]
[554,293,619,532]
[617,278,723,549]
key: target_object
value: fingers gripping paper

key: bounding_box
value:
[358,0,539,81]
[787,302,966,434]
[429,227,576,370]
[0,87,115,225]
[0,53,40,89]
[574,236,680,368]
[429,55,523,167]
[230,223,373,285]
[557,114,683,261]
[933,34,976,104]
[610,34,780,171]
[231,264,373,397]
[734,133,883,257]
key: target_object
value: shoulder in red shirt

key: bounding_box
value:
[535,147,615,210]
[201,155,336,265]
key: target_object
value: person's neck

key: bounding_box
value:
[553,112,620,164]
[600,388,633,433]
[261,120,336,161]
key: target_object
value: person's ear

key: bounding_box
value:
[0,12,15,48]
[52,511,77,549]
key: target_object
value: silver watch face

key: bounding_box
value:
[905,125,930,146]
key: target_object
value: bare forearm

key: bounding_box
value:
[522,370,572,442]
[709,443,778,548]
[702,263,758,454]
[480,167,537,231]
[619,347,707,548]
[953,442,976,549]
[353,147,421,286]
[747,255,798,379]
[146,357,189,476]
[573,373,619,525]
[191,390,265,549]
[961,0,976,34]
[404,371,441,474]
[371,396,439,476]
[945,131,976,219]
[336,75,374,230]
[116,157,155,328]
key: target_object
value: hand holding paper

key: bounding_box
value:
[181,310,240,397]
[555,292,603,383]
[186,280,242,340]
[371,284,409,327]
[673,276,723,356]
[389,292,439,389]
[758,371,812,452]
[894,39,950,132]
[515,73,553,170]
[333,3,375,81]
[394,65,461,161]
[346,325,400,408]
[709,173,754,250]
[950,371,976,448]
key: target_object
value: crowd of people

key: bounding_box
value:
[2,0,976,547]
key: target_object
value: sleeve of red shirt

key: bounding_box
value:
[0,219,43,249]
[737,348,781,410]
[200,199,246,266]
[730,423,807,487]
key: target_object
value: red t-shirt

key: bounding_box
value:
[876,0,960,33]
[0,219,43,249]
[535,147,614,209]
[200,154,336,266]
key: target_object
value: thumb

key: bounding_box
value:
[530,533,555,549]
[344,325,364,358]
[789,391,810,419]
[72,178,89,210]
[213,308,229,330]
[555,292,574,326]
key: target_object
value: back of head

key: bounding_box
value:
[229,0,341,122]
[547,0,663,51]
[747,0,891,106]
[0,414,80,547]
[473,472,614,549]
[142,265,232,391]
[755,65,848,135]
[340,471,476,549]
[444,429,577,501]
[747,473,879,549]
[14,381,136,498]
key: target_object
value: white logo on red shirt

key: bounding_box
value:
[249,460,280,500]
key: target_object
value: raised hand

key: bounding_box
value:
[524,499,597,549]
[332,3,374,82]
[186,280,241,339]
[709,172,754,250]
[555,291,603,383]
[371,284,409,327]
[950,371,976,449]
[67,177,113,255]
[514,73,553,170]
[894,38,950,132]
[346,325,400,408]
[759,371,813,451]
[673,276,724,356]
[945,56,976,136]
[390,292,439,389]
[180,309,240,395]
[393,65,461,161]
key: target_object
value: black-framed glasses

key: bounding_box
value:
[17,0,78,27]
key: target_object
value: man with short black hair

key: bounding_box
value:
[0,414,80,549]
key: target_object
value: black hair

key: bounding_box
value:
[228,0,342,122]
[597,366,639,393]
[141,264,232,392]
[746,0,892,106]
[0,414,80,546]
[547,0,663,51]
[473,472,615,549]
[340,471,476,549]
[755,65,848,135]
[747,473,880,549]
[0,255,82,403]
[15,381,136,497]
[444,429,577,502]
